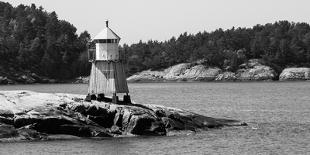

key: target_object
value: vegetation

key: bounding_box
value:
[123,22,310,76]
[0,2,90,79]
[1,2,310,81]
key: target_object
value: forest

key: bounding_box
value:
[1,2,310,80]
[0,2,90,80]
[122,21,310,75]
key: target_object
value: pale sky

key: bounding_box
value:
[2,0,310,44]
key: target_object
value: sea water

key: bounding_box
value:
[0,82,309,154]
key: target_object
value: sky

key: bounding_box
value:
[2,0,310,45]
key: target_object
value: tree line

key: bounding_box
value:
[122,21,310,75]
[1,2,310,80]
[0,2,90,79]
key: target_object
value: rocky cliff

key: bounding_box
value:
[0,91,245,142]
[279,68,310,81]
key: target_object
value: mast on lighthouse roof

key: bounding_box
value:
[85,20,131,104]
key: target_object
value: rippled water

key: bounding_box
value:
[0,82,310,154]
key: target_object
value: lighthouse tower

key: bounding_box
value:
[86,20,131,104]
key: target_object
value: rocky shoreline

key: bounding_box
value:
[127,59,310,82]
[0,91,246,142]
[0,69,57,85]
[1,59,309,85]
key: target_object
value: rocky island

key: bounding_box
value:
[0,91,246,142]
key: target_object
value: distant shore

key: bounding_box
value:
[1,59,309,85]
[126,59,310,83]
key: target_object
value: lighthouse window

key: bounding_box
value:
[96,39,118,43]
[96,39,106,43]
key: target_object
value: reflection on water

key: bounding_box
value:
[0,82,310,154]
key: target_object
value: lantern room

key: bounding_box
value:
[89,20,121,61]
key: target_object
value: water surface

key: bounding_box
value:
[0,82,309,154]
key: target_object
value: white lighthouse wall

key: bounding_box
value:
[107,44,119,60]
[96,43,107,60]
[88,61,129,94]
[96,43,119,61]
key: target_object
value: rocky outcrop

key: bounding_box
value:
[127,59,278,82]
[0,76,14,84]
[74,76,90,84]
[163,63,191,80]
[126,70,166,82]
[215,72,237,81]
[0,91,245,141]
[127,63,222,82]
[279,68,310,81]
[235,59,277,81]
[0,69,56,85]
[166,65,221,81]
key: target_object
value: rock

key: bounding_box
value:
[0,76,8,84]
[0,67,58,85]
[236,59,277,81]
[0,124,18,138]
[279,68,310,81]
[74,76,89,84]
[127,70,166,82]
[178,65,221,81]
[163,63,221,81]
[0,109,14,117]
[163,63,191,80]
[215,72,237,81]
[16,75,36,84]
[17,128,47,140]
[0,91,245,141]
[144,104,242,131]
[127,59,278,82]
[0,124,45,142]
[0,76,14,84]
[127,63,222,82]
[67,101,166,136]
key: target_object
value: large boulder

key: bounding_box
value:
[236,59,277,81]
[279,68,310,81]
[0,91,245,141]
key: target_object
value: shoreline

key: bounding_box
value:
[1,59,309,85]
[0,79,309,86]
[0,91,246,142]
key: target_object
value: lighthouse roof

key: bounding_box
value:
[93,21,121,40]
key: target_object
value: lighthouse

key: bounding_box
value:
[85,20,131,104]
